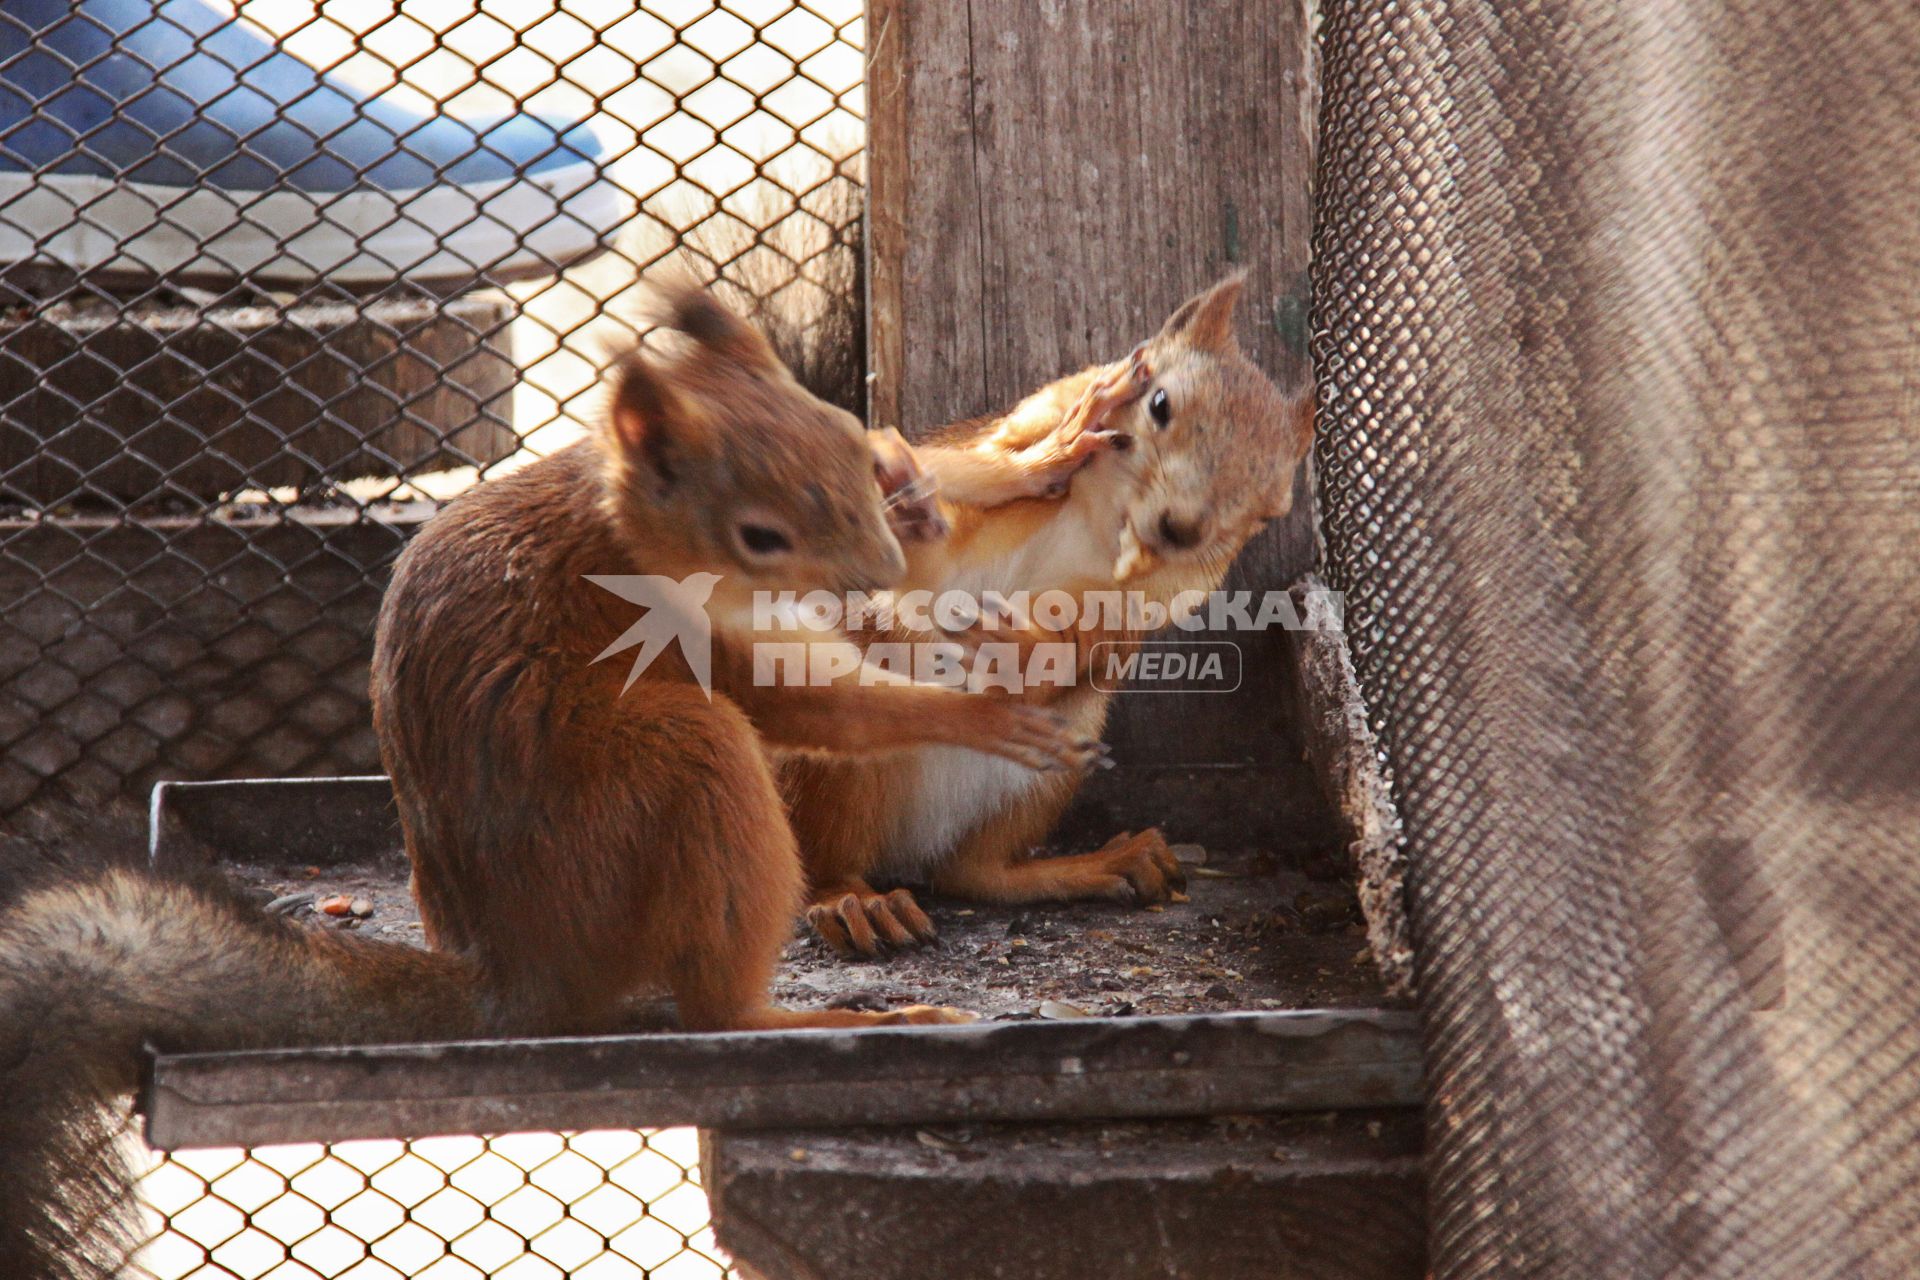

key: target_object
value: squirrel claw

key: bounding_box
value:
[1021,356,1152,500]
[1089,828,1186,905]
[1080,353,1154,430]
[984,705,1105,774]
[808,886,939,959]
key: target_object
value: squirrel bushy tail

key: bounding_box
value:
[680,173,865,418]
[0,865,488,1280]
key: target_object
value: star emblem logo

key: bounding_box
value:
[584,573,722,697]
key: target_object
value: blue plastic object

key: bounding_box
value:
[0,0,603,189]
[0,0,625,283]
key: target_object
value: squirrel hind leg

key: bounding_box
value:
[611,705,974,1030]
[667,882,970,1028]
[935,827,1187,908]
[670,949,973,1029]
[694,1001,977,1031]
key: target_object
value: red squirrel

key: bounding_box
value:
[783,275,1317,956]
[369,281,1110,1031]
[0,284,1112,1278]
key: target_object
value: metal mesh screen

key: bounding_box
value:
[130,1129,728,1279]
[0,3,860,1274]
[0,0,866,816]
[1313,1,1920,1276]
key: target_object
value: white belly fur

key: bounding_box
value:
[875,684,1113,879]
[875,458,1133,877]
[880,747,1039,874]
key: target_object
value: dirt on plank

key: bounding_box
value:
[226,842,1390,1022]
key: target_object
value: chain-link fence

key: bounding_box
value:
[0,1,864,1272]
[1314,1,1920,1277]
[131,1129,726,1280]
[0,0,866,817]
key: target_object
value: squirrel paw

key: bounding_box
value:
[808,887,939,959]
[1075,349,1152,442]
[1023,356,1150,498]
[1027,424,1134,498]
[1084,828,1188,905]
[975,703,1110,774]
[873,426,949,543]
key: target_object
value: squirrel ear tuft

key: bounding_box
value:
[1158,272,1248,352]
[649,279,784,373]
[609,352,687,485]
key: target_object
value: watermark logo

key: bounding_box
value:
[1091,640,1243,693]
[587,578,1341,696]
[585,573,720,696]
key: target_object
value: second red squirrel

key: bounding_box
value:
[784,275,1316,956]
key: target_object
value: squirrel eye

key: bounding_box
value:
[737,523,793,557]
[1148,388,1172,428]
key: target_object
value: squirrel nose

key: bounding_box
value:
[1156,511,1205,551]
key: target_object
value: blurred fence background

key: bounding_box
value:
[0,0,865,818]
[131,1130,727,1280]
[0,1,866,1272]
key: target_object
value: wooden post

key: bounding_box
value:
[866,0,1321,846]
[863,0,911,436]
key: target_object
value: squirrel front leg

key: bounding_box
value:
[720,633,1108,771]
[975,351,1152,498]
[911,351,1151,510]
[929,599,1144,707]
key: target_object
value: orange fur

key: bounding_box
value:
[372,282,1097,1030]
[783,276,1316,957]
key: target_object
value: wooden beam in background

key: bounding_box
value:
[864,0,1320,813]
[863,0,909,431]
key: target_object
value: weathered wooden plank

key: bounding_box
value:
[142,1009,1422,1149]
[149,776,400,872]
[864,0,911,434]
[881,1,1316,421]
[139,774,1411,1148]
[706,1113,1426,1280]
[1286,577,1413,997]
[877,0,991,427]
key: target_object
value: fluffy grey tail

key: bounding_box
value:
[0,867,486,1279]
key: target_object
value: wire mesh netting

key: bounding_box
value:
[130,1129,727,1279]
[0,1,864,1273]
[1313,1,1920,1276]
[0,0,867,816]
